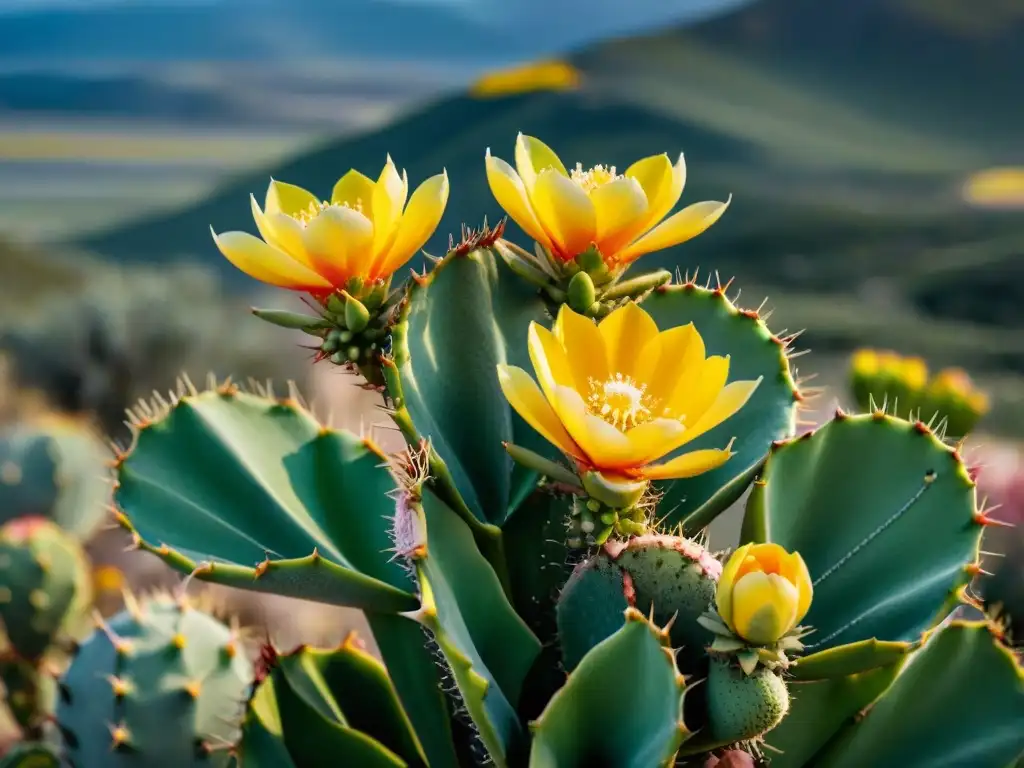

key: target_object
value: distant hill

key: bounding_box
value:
[71,0,1024,430]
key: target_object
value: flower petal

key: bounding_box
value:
[374,170,449,280]
[528,323,576,405]
[785,551,813,625]
[591,176,648,250]
[265,179,319,218]
[644,323,705,410]
[531,168,596,258]
[485,150,551,248]
[551,385,635,469]
[331,169,376,217]
[731,571,800,645]
[372,155,408,257]
[666,355,730,425]
[211,229,331,291]
[552,305,608,393]
[617,197,730,263]
[717,542,754,631]
[598,302,659,381]
[497,365,584,460]
[682,377,762,445]
[302,206,375,285]
[637,447,734,481]
[598,152,675,254]
[250,194,313,266]
[621,418,687,465]
[514,133,567,192]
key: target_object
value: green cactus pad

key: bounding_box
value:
[113,386,417,612]
[741,412,982,651]
[637,282,800,532]
[385,247,560,528]
[56,594,254,768]
[789,637,918,681]
[762,663,901,768]
[0,517,92,662]
[706,657,790,744]
[0,742,61,768]
[237,641,421,768]
[529,609,690,768]
[0,420,110,539]
[813,621,1024,767]
[555,534,721,674]
[400,490,541,767]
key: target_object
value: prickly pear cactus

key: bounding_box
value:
[55,593,254,767]
[0,517,92,738]
[27,132,1024,768]
[0,417,110,540]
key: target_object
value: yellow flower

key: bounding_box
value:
[496,302,760,484]
[470,60,581,98]
[717,543,813,645]
[930,367,990,413]
[92,565,126,594]
[485,133,729,265]
[212,157,449,293]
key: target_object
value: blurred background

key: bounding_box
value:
[0,0,1022,746]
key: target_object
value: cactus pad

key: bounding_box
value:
[237,638,423,767]
[706,657,789,744]
[385,246,560,527]
[637,281,801,531]
[0,742,61,768]
[556,534,721,674]
[56,593,254,768]
[0,420,110,539]
[529,608,691,768]
[112,385,417,612]
[742,412,982,652]
[812,622,1024,767]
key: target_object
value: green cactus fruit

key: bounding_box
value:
[706,657,789,744]
[0,741,61,768]
[56,593,254,768]
[0,419,110,540]
[556,534,721,674]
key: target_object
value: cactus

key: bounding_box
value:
[0,517,93,738]
[0,742,61,767]
[9,133,1020,767]
[0,417,110,540]
[55,592,254,768]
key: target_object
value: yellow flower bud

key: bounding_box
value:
[716,543,812,645]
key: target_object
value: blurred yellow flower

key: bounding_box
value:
[92,564,125,594]
[212,158,449,293]
[485,133,729,265]
[930,367,990,413]
[717,543,813,645]
[471,60,581,98]
[963,167,1024,209]
[497,302,760,485]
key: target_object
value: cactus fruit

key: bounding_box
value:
[556,534,721,674]
[55,593,254,767]
[0,419,110,540]
[0,517,92,736]
[706,657,789,744]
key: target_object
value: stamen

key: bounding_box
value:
[570,163,622,193]
[586,373,664,430]
[292,199,364,226]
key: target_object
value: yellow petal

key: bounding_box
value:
[666,355,730,425]
[374,171,449,280]
[551,386,635,469]
[785,551,813,624]
[552,305,608,393]
[716,542,754,631]
[644,323,705,408]
[598,302,659,380]
[302,206,375,285]
[591,176,648,250]
[485,150,551,248]
[617,197,730,263]
[331,169,376,218]
[531,168,596,258]
[497,365,584,460]
[514,133,567,192]
[621,418,687,465]
[652,152,688,225]
[637,446,733,481]
[731,571,800,644]
[372,155,408,257]
[250,194,312,266]
[682,377,762,446]
[210,229,331,291]
[265,179,318,217]
[528,323,576,405]
[599,152,675,254]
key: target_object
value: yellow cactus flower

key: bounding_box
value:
[92,564,126,594]
[211,157,449,293]
[716,543,813,645]
[471,60,581,98]
[485,133,730,266]
[497,302,760,486]
[930,367,990,413]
